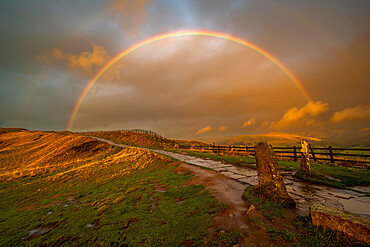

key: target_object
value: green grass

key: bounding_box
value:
[311,163,370,187]
[210,231,244,247]
[266,226,294,241]
[0,149,226,246]
[242,186,285,220]
[169,150,257,168]
[247,194,366,246]
[293,216,368,247]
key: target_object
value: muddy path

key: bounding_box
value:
[174,163,298,247]
[175,164,249,240]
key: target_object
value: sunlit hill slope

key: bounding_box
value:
[0,128,165,181]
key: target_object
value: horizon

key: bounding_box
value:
[1,126,369,148]
[0,1,369,140]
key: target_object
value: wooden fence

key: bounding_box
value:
[89,128,170,142]
[178,144,370,164]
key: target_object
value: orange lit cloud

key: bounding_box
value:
[196,126,213,135]
[36,44,120,81]
[107,0,151,37]
[219,126,227,131]
[331,105,370,123]
[242,118,256,128]
[270,101,329,130]
[260,120,270,129]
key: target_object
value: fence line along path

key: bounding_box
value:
[90,136,370,219]
[180,144,370,164]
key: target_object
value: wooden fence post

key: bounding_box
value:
[309,144,317,162]
[329,146,334,163]
[293,146,297,161]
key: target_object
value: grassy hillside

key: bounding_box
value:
[0,129,225,246]
[83,130,207,149]
[0,130,114,180]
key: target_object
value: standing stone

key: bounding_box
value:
[254,142,295,207]
[300,140,310,172]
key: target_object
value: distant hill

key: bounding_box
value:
[294,128,370,147]
[201,132,322,147]
[200,128,370,147]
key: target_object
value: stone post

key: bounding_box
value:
[300,140,310,172]
[254,142,295,207]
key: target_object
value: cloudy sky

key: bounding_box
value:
[0,0,369,139]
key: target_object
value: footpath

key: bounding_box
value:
[91,137,370,218]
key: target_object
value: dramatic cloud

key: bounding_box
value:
[270,101,329,130]
[107,0,151,37]
[242,119,256,128]
[36,44,120,81]
[331,105,370,123]
[1,1,369,139]
[219,126,227,131]
[196,126,213,135]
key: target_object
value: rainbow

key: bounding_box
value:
[67,30,311,130]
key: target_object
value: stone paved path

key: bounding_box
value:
[92,137,370,218]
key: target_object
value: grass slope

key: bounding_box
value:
[0,130,225,246]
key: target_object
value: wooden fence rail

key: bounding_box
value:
[179,144,370,164]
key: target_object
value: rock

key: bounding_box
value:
[310,204,370,245]
[246,205,255,215]
[254,142,295,207]
[300,156,310,173]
